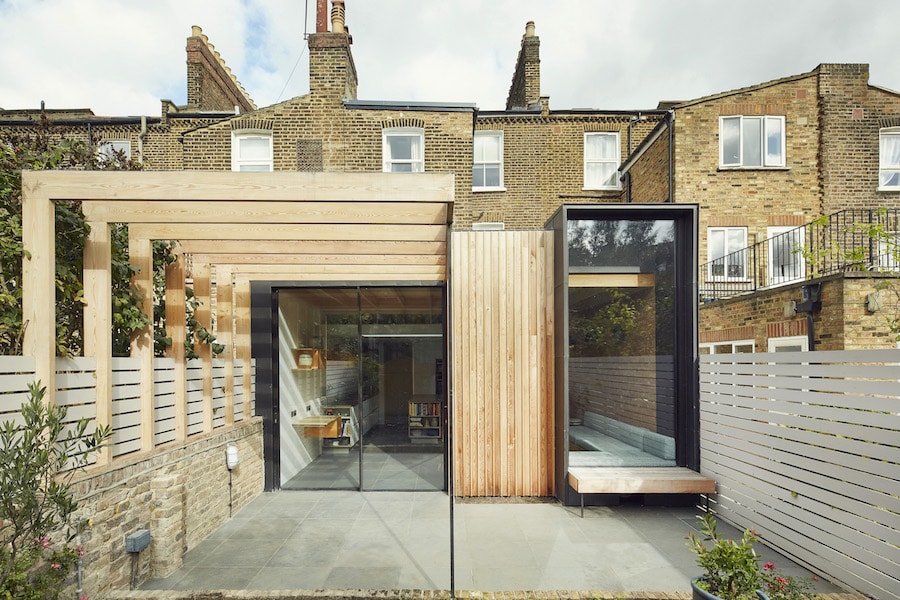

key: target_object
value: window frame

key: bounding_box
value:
[707,226,748,281]
[231,130,273,172]
[472,130,504,191]
[768,335,808,352]
[719,115,786,169]
[583,132,621,190]
[879,127,900,191]
[382,127,425,173]
[700,340,755,355]
[97,139,131,165]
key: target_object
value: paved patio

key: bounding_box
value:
[142,490,844,594]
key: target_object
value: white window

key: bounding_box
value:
[584,132,621,190]
[473,131,504,190]
[767,226,805,286]
[700,340,755,355]
[98,140,131,164]
[231,131,273,172]
[383,127,424,173]
[720,116,785,168]
[879,128,900,190]
[768,335,808,352]
[877,232,900,271]
[708,227,748,280]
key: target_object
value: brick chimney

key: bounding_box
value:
[307,0,358,104]
[506,21,544,112]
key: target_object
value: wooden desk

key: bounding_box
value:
[293,415,341,438]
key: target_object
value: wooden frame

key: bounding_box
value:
[22,171,454,467]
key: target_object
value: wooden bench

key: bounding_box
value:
[568,466,716,517]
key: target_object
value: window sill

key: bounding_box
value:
[717,166,790,172]
[581,187,622,192]
[877,186,900,193]
[472,187,507,193]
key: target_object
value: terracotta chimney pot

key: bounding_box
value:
[525,21,535,37]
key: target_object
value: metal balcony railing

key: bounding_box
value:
[699,208,900,301]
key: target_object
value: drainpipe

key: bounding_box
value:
[667,110,674,202]
[137,115,147,165]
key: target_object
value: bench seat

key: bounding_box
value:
[568,466,716,516]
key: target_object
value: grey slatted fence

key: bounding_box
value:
[700,349,900,599]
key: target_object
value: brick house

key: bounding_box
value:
[622,64,900,352]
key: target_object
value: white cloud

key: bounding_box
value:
[1,0,899,116]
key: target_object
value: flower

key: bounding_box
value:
[688,514,817,600]
[50,563,61,570]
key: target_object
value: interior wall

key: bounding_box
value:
[278,296,326,485]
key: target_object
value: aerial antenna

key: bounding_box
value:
[276,0,310,103]
[303,0,310,40]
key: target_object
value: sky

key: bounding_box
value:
[1,0,899,117]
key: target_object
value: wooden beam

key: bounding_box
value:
[83,221,112,465]
[20,173,56,403]
[215,266,235,426]
[23,171,456,204]
[192,262,214,433]
[165,252,187,442]
[82,200,448,225]
[178,240,446,256]
[187,253,446,266]
[568,273,656,288]
[234,278,252,421]
[127,236,154,452]
[129,223,447,242]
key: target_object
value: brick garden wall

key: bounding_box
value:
[68,419,263,597]
[699,274,897,351]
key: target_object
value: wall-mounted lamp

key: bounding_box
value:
[784,300,797,318]
[225,445,239,470]
[866,291,883,313]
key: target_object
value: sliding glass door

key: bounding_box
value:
[277,286,446,491]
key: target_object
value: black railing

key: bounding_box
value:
[699,208,900,301]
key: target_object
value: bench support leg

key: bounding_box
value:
[580,492,584,518]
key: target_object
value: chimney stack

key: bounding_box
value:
[316,0,328,32]
[331,0,346,33]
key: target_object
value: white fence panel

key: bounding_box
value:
[212,359,225,429]
[111,357,142,457]
[700,349,900,600]
[185,359,204,435]
[153,357,178,446]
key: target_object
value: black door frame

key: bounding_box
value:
[250,281,449,492]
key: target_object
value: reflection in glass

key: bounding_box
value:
[567,219,677,468]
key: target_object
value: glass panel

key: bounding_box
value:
[475,133,501,162]
[721,117,740,165]
[239,136,270,159]
[279,288,360,490]
[742,117,762,167]
[238,164,270,172]
[360,287,445,491]
[567,219,677,468]
[279,287,446,491]
[765,117,784,166]
[388,135,414,160]
[390,162,414,173]
[586,133,617,159]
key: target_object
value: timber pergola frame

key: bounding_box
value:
[22,170,454,466]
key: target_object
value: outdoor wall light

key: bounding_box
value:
[225,444,239,470]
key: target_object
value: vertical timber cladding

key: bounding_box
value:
[451,230,555,497]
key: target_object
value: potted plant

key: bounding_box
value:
[687,513,816,600]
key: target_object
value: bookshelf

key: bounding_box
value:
[408,395,442,444]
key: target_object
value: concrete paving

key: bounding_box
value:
[142,490,844,594]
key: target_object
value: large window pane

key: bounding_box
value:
[721,117,740,165]
[741,117,762,167]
